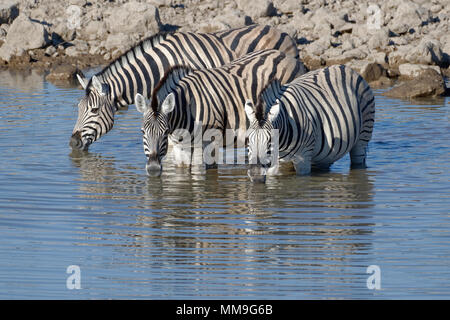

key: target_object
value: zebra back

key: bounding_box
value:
[93,31,236,108]
[215,25,300,60]
[152,49,306,142]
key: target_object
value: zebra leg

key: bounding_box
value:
[292,154,312,176]
[266,163,280,176]
[172,141,191,167]
[190,144,207,174]
[350,139,368,168]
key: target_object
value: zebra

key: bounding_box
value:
[244,64,375,183]
[134,49,307,176]
[70,25,299,151]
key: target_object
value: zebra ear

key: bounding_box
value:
[244,100,256,124]
[92,75,108,96]
[135,93,148,114]
[161,93,176,115]
[267,99,280,123]
[77,74,87,90]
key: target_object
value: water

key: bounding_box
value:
[0,69,449,299]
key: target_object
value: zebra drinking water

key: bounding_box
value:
[135,49,306,176]
[69,25,299,151]
[244,64,375,183]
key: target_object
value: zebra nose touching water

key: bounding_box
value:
[69,25,300,151]
[70,74,115,151]
[134,49,306,176]
[135,93,174,177]
[244,65,375,183]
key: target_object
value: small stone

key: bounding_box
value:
[45,46,56,56]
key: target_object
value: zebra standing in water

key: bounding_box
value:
[244,64,375,183]
[135,49,306,176]
[70,25,299,151]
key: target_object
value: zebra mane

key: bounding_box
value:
[87,31,174,91]
[255,79,284,122]
[150,65,193,113]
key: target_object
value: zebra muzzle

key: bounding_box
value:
[70,131,83,150]
[146,159,162,177]
[69,131,92,151]
[248,164,267,183]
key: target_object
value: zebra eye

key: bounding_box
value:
[91,106,99,113]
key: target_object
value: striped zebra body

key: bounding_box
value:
[215,24,299,60]
[135,49,306,176]
[245,64,375,182]
[70,25,300,151]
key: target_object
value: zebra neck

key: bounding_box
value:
[273,109,291,153]
[101,73,132,110]
[168,89,194,137]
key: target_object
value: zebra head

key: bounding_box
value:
[244,99,281,183]
[135,92,176,177]
[70,74,115,151]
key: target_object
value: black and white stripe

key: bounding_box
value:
[70,25,300,151]
[244,64,375,182]
[135,49,307,175]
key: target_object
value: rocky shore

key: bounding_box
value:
[0,0,449,99]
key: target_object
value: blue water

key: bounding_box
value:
[0,69,449,299]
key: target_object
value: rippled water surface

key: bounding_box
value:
[0,69,449,299]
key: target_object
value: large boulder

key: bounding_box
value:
[104,2,160,36]
[388,38,448,68]
[46,64,80,82]
[0,0,18,25]
[383,69,446,99]
[388,0,430,33]
[235,0,277,19]
[398,63,441,79]
[0,14,49,62]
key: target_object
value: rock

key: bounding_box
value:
[207,10,247,30]
[104,2,160,35]
[388,38,448,68]
[103,33,135,53]
[0,0,18,25]
[405,38,447,67]
[367,51,387,65]
[235,0,277,19]
[361,63,386,82]
[389,0,430,31]
[304,41,329,56]
[367,28,390,50]
[46,64,80,81]
[0,14,49,62]
[383,69,445,99]
[83,20,107,41]
[45,46,56,56]
[398,63,441,79]
[276,0,303,14]
[197,20,228,33]
[346,61,386,82]
[52,21,76,42]
[389,22,410,35]
[0,26,7,38]
[65,39,89,57]
[369,76,394,89]
[342,48,367,60]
